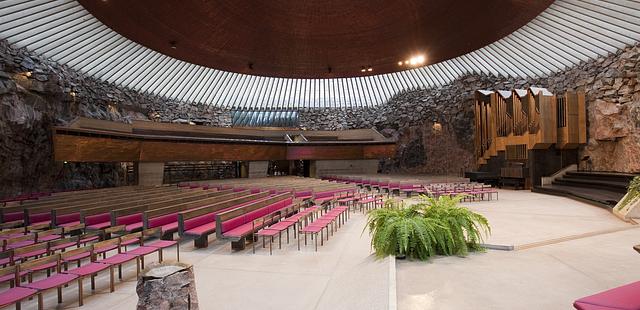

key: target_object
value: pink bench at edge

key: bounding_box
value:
[574,281,640,310]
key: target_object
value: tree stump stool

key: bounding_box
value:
[136,261,198,310]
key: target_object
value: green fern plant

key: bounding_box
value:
[366,204,449,260]
[419,195,491,255]
[365,194,491,261]
[617,176,640,210]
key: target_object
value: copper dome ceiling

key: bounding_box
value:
[78,0,553,78]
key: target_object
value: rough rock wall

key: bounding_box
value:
[2,38,639,196]
[300,44,640,175]
[0,40,231,197]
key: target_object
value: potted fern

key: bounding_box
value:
[365,194,490,261]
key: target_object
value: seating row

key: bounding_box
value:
[0,228,177,309]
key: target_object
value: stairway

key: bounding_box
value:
[533,171,637,208]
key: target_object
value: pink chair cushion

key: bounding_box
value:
[145,240,177,249]
[223,223,255,237]
[116,213,142,226]
[56,213,80,225]
[574,281,640,310]
[183,213,215,232]
[85,213,110,226]
[220,215,246,233]
[87,221,111,230]
[79,235,100,244]
[64,262,110,276]
[257,229,280,237]
[125,222,143,232]
[161,222,179,234]
[0,271,28,284]
[24,273,78,290]
[185,222,216,236]
[301,225,324,233]
[148,213,177,228]
[3,212,23,222]
[268,221,295,231]
[125,246,157,256]
[59,221,81,227]
[97,253,138,265]
[0,287,38,306]
[28,213,50,225]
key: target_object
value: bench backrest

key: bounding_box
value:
[143,189,242,228]
[215,193,293,237]
[109,189,230,226]
[54,187,203,219]
[177,191,269,234]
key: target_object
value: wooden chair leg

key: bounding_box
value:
[78,278,84,306]
[57,286,63,303]
[37,293,43,310]
[109,266,115,292]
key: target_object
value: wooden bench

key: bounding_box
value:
[178,191,270,248]
[143,189,244,240]
[216,193,295,250]
[78,188,222,231]
[49,186,192,227]
[12,186,179,226]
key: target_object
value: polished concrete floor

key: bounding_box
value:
[5,189,638,310]
[9,208,390,310]
[398,189,640,310]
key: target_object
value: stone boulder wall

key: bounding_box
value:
[300,44,640,175]
[0,40,233,197]
[2,38,640,197]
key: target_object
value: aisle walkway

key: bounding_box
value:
[28,211,389,310]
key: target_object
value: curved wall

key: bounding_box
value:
[1,39,640,197]
[1,0,639,108]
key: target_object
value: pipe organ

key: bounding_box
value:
[473,87,586,188]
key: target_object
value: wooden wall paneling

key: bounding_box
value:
[362,144,396,159]
[53,133,141,162]
[139,141,287,162]
[286,145,363,160]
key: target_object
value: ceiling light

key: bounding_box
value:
[367,67,373,72]
[398,61,403,66]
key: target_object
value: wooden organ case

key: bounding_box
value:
[473,87,586,188]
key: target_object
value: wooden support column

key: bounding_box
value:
[137,162,165,186]
[248,161,269,178]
